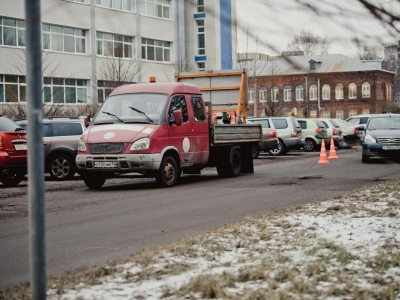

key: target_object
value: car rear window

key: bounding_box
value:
[51,122,83,136]
[314,120,325,128]
[298,120,307,129]
[290,118,301,128]
[271,119,288,129]
[0,117,21,132]
[320,120,330,128]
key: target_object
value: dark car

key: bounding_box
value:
[0,115,28,186]
[359,114,400,163]
[16,117,86,180]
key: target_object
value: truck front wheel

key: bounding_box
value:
[217,148,242,178]
[156,155,178,187]
[83,171,106,189]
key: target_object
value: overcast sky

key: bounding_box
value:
[236,0,400,57]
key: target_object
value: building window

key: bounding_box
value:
[248,88,254,103]
[336,110,344,119]
[197,62,205,71]
[196,19,205,55]
[362,82,370,98]
[323,110,330,118]
[271,86,279,102]
[310,110,317,118]
[141,38,171,62]
[140,0,170,19]
[97,32,132,58]
[335,83,344,100]
[43,23,86,54]
[97,80,117,103]
[295,85,303,101]
[349,83,357,99]
[0,75,26,103]
[322,84,330,100]
[43,78,87,104]
[95,0,132,11]
[196,0,204,12]
[362,109,370,114]
[348,109,357,117]
[259,88,267,102]
[283,86,291,101]
[0,17,26,47]
[309,84,317,101]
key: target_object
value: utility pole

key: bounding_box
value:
[25,0,46,299]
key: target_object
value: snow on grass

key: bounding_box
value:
[2,180,400,300]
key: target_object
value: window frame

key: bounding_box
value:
[43,23,86,54]
[309,84,317,101]
[295,85,303,101]
[322,84,330,100]
[141,37,171,62]
[140,0,171,19]
[271,86,279,102]
[348,82,357,99]
[283,86,291,102]
[362,82,370,98]
[335,83,344,100]
[259,88,267,103]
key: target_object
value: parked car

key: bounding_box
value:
[297,118,329,152]
[359,114,400,163]
[16,116,86,180]
[0,115,28,186]
[328,118,361,146]
[251,128,278,158]
[247,116,303,155]
[316,118,344,148]
[345,114,373,130]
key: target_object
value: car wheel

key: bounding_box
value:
[269,140,285,156]
[252,144,260,159]
[156,155,178,187]
[362,154,370,163]
[82,171,106,189]
[304,139,316,152]
[0,171,25,187]
[49,154,76,181]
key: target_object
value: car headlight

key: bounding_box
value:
[364,134,376,143]
[78,138,87,151]
[130,137,150,150]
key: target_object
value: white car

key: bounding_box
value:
[329,118,361,146]
[316,118,344,148]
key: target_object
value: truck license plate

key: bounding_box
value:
[382,146,400,150]
[14,144,27,150]
[94,161,118,168]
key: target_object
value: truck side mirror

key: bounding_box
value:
[171,110,182,126]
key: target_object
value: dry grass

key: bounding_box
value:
[1,179,400,300]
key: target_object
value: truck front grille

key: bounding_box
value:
[90,143,125,154]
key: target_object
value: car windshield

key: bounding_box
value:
[368,117,400,130]
[92,93,168,125]
[331,119,352,127]
[0,117,24,132]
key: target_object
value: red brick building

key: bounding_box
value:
[246,54,395,119]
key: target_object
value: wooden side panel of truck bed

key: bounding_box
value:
[210,124,262,146]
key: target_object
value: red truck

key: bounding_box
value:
[76,75,261,189]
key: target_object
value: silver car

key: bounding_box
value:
[247,117,304,155]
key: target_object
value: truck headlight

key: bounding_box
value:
[78,138,87,151]
[130,137,150,150]
[364,134,376,143]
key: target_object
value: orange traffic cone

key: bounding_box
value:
[328,137,338,159]
[318,139,329,164]
[230,111,235,123]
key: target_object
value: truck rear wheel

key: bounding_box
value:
[217,148,242,178]
[156,155,178,187]
[83,171,106,189]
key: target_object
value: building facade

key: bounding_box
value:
[246,54,395,120]
[0,0,237,117]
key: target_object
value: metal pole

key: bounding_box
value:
[90,0,97,110]
[136,0,142,83]
[25,0,46,299]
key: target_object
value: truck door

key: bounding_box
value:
[167,95,193,167]
[189,96,209,165]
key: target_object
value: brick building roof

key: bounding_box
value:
[251,54,395,76]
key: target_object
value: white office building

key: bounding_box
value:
[0,0,237,116]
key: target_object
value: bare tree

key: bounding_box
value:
[351,37,384,60]
[286,29,330,56]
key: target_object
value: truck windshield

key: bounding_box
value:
[93,93,168,125]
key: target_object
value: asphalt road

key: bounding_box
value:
[1,147,400,289]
